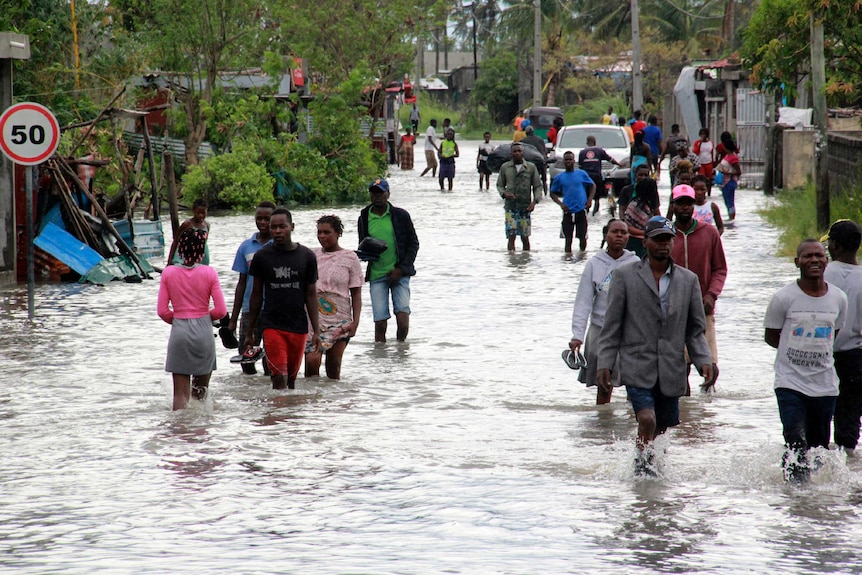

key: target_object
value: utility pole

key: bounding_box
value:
[533,0,541,108]
[810,10,829,230]
[631,0,643,113]
[472,6,478,80]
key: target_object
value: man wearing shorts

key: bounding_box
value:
[497,142,543,251]
[245,208,320,390]
[596,217,714,475]
[550,151,595,253]
[358,178,420,343]
[420,119,439,178]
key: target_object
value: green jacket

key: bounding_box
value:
[497,160,542,211]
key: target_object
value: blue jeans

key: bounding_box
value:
[776,388,836,481]
[370,275,411,322]
[721,179,737,217]
[775,388,836,450]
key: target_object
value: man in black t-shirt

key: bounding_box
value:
[246,208,320,390]
[579,135,621,215]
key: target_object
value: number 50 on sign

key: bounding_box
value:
[0,102,60,165]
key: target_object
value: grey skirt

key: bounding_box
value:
[165,316,217,375]
[577,323,622,387]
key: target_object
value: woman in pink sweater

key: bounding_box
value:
[158,229,226,409]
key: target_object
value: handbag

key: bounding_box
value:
[623,198,652,231]
[356,237,388,262]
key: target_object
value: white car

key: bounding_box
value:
[549,124,631,180]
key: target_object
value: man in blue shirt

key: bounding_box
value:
[550,151,596,253]
[228,200,275,373]
[642,115,663,180]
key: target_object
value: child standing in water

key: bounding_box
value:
[438,128,460,191]
[168,198,211,266]
[477,132,493,191]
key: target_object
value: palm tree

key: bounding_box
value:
[498,0,581,106]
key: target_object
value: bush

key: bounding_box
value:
[758,183,862,256]
[181,141,275,209]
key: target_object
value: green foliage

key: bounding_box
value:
[563,95,628,126]
[471,52,519,125]
[742,0,862,106]
[181,141,274,209]
[759,184,862,256]
[270,0,417,90]
[562,75,618,106]
[206,93,289,152]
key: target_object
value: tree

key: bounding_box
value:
[1,0,139,124]
[270,0,419,90]
[470,51,519,124]
[741,0,862,106]
[136,0,267,166]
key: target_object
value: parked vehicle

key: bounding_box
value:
[549,124,631,200]
[522,106,564,141]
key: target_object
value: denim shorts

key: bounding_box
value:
[370,275,411,322]
[626,384,680,431]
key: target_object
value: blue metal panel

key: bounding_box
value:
[34,222,103,276]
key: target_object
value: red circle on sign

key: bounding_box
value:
[0,103,61,165]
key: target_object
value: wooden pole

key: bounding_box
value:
[140,115,160,220]
[164,152,180,237]
[54,158,148,275]
[811,10,830,230]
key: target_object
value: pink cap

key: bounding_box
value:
[672,184,696,201]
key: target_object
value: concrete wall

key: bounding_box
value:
[0,58,14,282]
[782,130,815,190]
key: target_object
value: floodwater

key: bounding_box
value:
[1,140,861,574]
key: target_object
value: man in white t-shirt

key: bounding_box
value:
[764,239,847,482]
[419,119,439,178]
[822,219,862,454]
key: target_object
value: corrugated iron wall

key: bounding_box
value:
[736,89,767,189]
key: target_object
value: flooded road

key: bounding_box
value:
[1,139,861,574]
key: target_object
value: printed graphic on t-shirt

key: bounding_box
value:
[271,266,301,289]
[785,313,834,368]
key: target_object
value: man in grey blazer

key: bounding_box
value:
[596,216,715,474]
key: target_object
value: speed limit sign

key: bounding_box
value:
[0,102,60,165]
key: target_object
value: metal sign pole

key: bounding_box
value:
[25,164,34,319]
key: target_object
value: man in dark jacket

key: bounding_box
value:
[358,178,420,342]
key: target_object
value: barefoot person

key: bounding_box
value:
[438,127,460,191]
[596,217,714,475]
[497,142,543,252]
[358,178,420,343]
[477,131,494,191]
[570,219,638,403]
[245,208,321,390]
[158,228,227,409]
[304,215,363,380]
